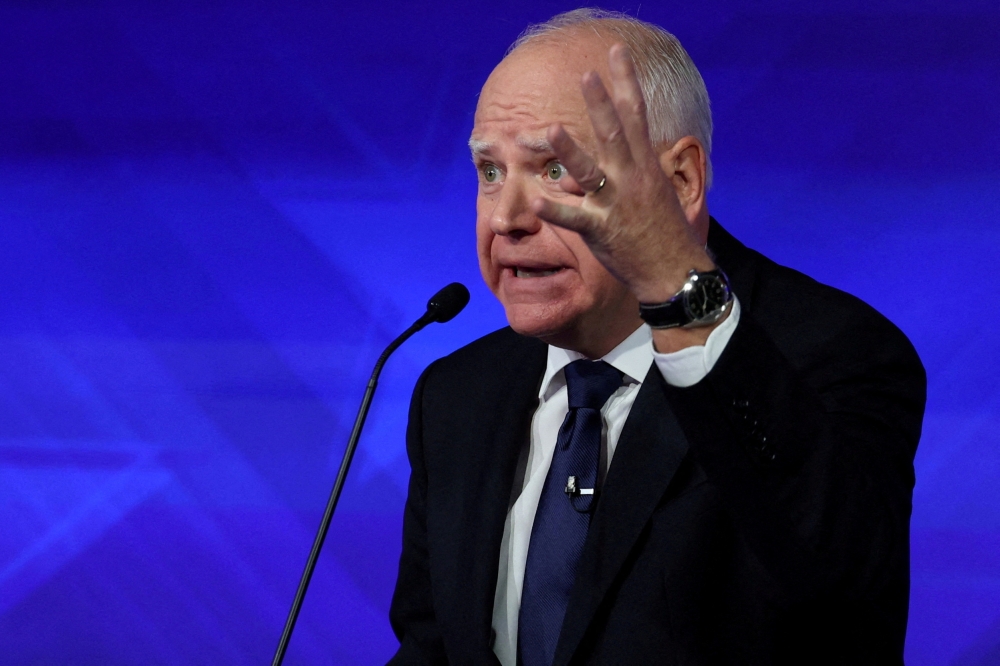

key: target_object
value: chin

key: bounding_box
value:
[502,301,580,344]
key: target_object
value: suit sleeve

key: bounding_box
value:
[388,365,449,665]
[661,289,926,609]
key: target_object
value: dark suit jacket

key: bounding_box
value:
[388,221,926,665]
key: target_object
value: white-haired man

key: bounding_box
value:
[389,9,924,665]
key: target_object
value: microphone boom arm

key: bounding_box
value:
[271,282,469,665]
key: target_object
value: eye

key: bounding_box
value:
[546,161,567,181]
[481,163,501,183]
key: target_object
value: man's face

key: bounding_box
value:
[471,37,640,354]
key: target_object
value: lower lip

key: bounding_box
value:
[500,267,571,296]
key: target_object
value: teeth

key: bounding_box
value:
[515,268,561,278]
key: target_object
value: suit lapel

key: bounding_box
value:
[554,365,691,665]
[549,218,759,663]
[441,220,756,659]
[439,332,546,658]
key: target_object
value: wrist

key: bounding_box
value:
[632,253,717,304]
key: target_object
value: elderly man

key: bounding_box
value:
[389,9,924,666]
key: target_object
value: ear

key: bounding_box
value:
[657,137,709,236]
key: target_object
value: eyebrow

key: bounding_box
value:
[468,136,555,156]
[516,136,553,153]
[468,138,492,155]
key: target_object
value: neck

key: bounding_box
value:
[544,316,644,360]
[692,206,711,245]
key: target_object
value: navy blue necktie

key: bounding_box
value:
[518,359,622,666]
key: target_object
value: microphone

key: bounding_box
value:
[419,281,471,325]
[272,282,470,666]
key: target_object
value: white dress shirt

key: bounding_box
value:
[490,298,742,665]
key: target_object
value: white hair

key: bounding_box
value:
[508,8,714,188]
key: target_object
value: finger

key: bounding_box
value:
[532,196,601,238]
[548,124,604,193]
[608,44,655,167]
[581,70,633,168]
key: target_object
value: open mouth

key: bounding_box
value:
[514,267,564,278]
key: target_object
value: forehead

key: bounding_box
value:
[472,34,609,145]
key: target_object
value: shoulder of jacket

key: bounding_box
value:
[422,327,546,387]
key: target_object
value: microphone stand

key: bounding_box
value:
[272,284,467,665]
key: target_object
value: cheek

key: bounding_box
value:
[565,237,629,305]
[551,229,605,289]
[475,210,499,290]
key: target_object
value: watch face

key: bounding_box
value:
[686,273,729,320]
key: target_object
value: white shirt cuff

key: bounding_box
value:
[652,296,741,388]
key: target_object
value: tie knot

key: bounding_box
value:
[564,359,622,411]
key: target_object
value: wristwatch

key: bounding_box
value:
[638,268,733,329]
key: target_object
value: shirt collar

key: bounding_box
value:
[539,325,654,401]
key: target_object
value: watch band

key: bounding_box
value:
[638,268,732,329]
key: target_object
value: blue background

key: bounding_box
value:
[1,1,998,664]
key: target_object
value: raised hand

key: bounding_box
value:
[532,44,715,305]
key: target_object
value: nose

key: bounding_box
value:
[488,176,542,240]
